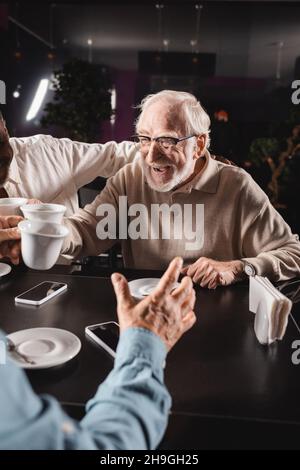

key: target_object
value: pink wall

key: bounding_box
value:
[0,4,8,30]
[100,70,138,143]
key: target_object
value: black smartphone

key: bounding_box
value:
[85,321,119,358]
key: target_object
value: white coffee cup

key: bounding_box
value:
[21,203,66,224]
[0,198,28,216]
[18,220,69,270]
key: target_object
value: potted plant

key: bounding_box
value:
[42,58,112,142]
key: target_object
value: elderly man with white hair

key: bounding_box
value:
[61,90,300,288]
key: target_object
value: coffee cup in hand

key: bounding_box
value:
[18,220,69,270]
[0,198,28,216]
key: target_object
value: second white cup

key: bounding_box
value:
[18,220,69,270]
[21,203,66,224]
[0,197,28,216]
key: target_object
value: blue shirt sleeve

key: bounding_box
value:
[0,328,171,450]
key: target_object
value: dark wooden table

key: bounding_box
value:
[1,265,300,449]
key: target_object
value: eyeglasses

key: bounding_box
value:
[131,134,196,151]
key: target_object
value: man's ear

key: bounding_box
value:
[193,135,206,160]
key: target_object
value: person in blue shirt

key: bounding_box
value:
[0,124,196,450]
[0,209,196,450]
[0,241,195,450]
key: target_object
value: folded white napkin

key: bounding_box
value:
[249,275,292,345]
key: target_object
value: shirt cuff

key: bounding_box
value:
[242,254,279,279]
[115,327,167,373]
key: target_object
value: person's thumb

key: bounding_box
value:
[215,272,224,285]
[111,273,134,310]
[0,227,21,243]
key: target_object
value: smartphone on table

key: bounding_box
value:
[15,281,67,306]
[85,321,120,358]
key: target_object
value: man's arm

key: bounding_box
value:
[0,329,169,450]
[61,172,123,259]
[183,170,300,287]
[242,200,300,281]
[58,138,137,189]
[0,257,196,450]
[80,328,170,450]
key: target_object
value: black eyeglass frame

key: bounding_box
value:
[131,134,196,147]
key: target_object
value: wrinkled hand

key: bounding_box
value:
[0,216,22,265]
[181,257,245,289]
[111,257,196,351]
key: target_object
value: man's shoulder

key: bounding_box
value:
[10,134,55,145]
[217,162,270,209]
[218,161,260,189]
[9,134,60,155]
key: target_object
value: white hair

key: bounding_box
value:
[135,90,211,150]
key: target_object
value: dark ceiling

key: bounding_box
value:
[7,1,300,77]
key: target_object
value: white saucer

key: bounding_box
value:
[128,278,180,300]
[0,263,12,277]
[7,327,81,369]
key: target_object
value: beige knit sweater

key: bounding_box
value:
[62,152,300,281]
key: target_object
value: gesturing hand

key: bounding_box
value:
[111,257,196,351]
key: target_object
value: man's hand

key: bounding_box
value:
[181,257,245,289]
[111,257,196,351]
[0,215,22,265]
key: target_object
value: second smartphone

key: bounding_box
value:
[85,321,120,358]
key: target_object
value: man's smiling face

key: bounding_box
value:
[137,100,197,192]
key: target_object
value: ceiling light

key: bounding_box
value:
[110,86,117,125]
[26,79,49,121]
[12,84,22,99]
